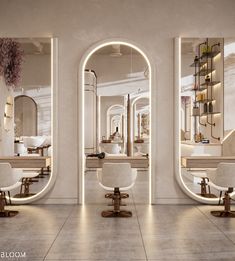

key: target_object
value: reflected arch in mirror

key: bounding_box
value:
[14,95,37,137]
[106,104,125,141]
[132,96,150,156]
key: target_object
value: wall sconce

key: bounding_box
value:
[4,96,13,132]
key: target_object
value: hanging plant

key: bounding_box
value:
[0,38,24,87]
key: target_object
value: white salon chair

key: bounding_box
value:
[97,163,137,218]
[207,163,235,217]
[0,163,22,217]
[23,136,47,155]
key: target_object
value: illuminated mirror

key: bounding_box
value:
[84,43,150,204]
[0,38,53,202]
[177,37,235,203]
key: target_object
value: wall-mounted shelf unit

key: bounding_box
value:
[201,112,221,116]
[200,81,220,87]
[190,39,222,142]
[194,68,215,76]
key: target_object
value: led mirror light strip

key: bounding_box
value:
[175,37,222,204]
[81,41,152,205]
[11,38,58,204]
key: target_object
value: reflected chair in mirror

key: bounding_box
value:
[0,163,22,217]
[189,171,216,198]
[97,163,137,218]
[23,136,47,155]
[207,163,235,217]
[15,171,40,198]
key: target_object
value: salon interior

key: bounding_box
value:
[1,7,235,257]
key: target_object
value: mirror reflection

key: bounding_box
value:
[0,38,52,199]
[180,38,235,199]
[84,44,150,204]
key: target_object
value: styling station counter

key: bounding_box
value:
[181,142,222,157]
[181,156,235,168]
[86,156,149,169]
[0,156,51,168]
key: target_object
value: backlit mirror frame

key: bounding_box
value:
[78,39,155,205]
[9,38,58,204]
[175,37,223,204]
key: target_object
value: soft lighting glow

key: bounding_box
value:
[81,41,152,204]
[177,37,219,204]
[224,42,235,57]
[11,38,55,203]
[223,129,235,142]
[213,52,221,61]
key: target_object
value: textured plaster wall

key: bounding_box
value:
[1,0,235,203]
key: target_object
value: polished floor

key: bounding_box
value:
[1,172,235,260]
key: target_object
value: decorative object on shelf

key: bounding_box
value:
[201,139,210,144]
[205,75,210,83]
[195,132,204,143]
[203,103,208,113]
[0,38,24,87]
[192,106,200,116]
[208,101,213,113]
[202,45,211,56]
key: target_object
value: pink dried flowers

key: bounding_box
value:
[0,38,24,87]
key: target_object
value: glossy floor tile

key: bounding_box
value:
[0,173,235,260]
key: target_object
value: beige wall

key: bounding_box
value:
[1,0,235,204]
[100,96,124,140]
[86,54,147,84]
[21,54,50,87]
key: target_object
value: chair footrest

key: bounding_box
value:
[197,193,217,198]
[14,193,35,198]
[105,193,129,199]
[211,210,235,218]
[0,210,19,217]
[101,210,132,218]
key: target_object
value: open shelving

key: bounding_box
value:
[190,39,222,142]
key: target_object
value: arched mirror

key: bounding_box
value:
[107,104,125,141]
[175,37,235,203]
[84,43,150,204]
[132,97,150,156]
[0,37,53,202]
[14,95,37,137]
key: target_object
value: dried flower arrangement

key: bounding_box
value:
[0,38,24,87]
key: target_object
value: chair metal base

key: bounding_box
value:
[0,210,19,217]
[211,211,235,218]
[197,193,217,198]
[102,210,132,218]
[14,193,35,198]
